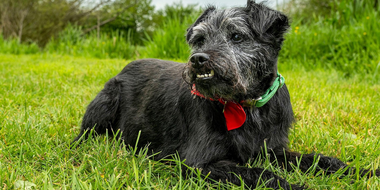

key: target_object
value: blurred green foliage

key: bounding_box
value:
[0,0,379,79]
[280,0,380,78]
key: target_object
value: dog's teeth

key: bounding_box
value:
[196,72,214,78]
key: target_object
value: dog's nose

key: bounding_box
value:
[190,53,209,69]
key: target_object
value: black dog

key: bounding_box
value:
[73,1,379,189]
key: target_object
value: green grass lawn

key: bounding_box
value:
[1,54,379,189]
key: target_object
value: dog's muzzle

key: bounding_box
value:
[190,53,215,80]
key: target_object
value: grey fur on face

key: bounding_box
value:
[184,2,289,101]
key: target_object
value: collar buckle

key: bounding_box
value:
[241,97,262,107]
[252,97,262,106]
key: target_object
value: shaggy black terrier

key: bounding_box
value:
[73,1,379,189]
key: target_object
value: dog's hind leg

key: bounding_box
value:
[72,77,121,144]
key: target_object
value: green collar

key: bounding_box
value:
[241,72,285,108]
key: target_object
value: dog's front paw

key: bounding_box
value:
[263,175,306,190]
[277,181,306,190]
[289,183,307,190]
[358,168,380,178]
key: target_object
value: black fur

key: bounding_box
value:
[73,1,379,189]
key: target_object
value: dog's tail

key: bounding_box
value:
[72,77,121,145]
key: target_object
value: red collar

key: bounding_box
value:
[191,84,246,131]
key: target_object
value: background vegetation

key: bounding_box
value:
[1,0,379,189]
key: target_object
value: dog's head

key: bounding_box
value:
[183,0,289,101]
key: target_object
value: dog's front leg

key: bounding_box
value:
[272,150,380,177]
[195,160,304,190]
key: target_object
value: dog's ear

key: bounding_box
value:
[245,1,290,46]
[264,12,289,44]
[186,6,216,42]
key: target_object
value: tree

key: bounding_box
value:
[0,0,34,43]
[80,0,155,45]
[0,0,111,46]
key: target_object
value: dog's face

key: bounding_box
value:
[183,1,289,101]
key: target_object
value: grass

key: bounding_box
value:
[1,53,379,189]
[45,26,136,60]
[0,33,40,55]
[139,15,195,60]
[280,13,380,78]
[0,26,136,60]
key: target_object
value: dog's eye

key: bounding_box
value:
[194,36,205,47]
[231,33,244,43]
